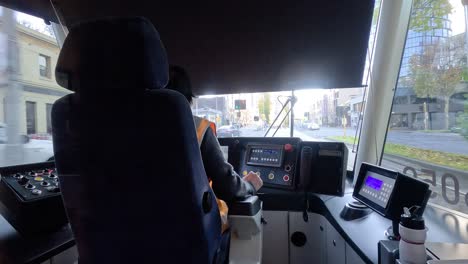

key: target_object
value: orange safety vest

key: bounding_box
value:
[194,116,229,233]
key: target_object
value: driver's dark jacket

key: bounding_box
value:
[199,126,256,204]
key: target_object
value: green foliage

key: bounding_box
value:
[384,142,468,171]
[258,93,271,124]
[456,94,468,138]
[410,0,452,32]
[408,42,463,129]
[372,0,381,26]
[328,136,468,171]
[409,49,437,98]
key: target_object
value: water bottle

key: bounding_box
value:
[399,206,427,264]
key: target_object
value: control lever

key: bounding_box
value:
[299,146,313,190]
[303,194,309,222]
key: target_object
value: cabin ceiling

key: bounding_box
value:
[0,0,375,95]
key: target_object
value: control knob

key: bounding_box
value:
[284,144,294,152]
[46,186,60,193]
[18,177,29,185]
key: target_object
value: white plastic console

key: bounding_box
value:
[228,196,263,264]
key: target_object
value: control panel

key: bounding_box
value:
[0,161,68,235]
[218,138,348,194]
[219,137,301,189]
[242,143,298,188]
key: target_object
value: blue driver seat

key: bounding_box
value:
[51,17,224,263]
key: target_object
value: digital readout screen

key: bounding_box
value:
[358,171,396,208]
[365,176,383,190]
[247,145,283,167]
[260,149,279,155]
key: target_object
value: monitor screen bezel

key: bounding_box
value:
[353,163,398,216]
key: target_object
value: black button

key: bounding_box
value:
[46,186,60,193]
[25,183,35,189]
[18,177,29,185]
[41,181,50,186]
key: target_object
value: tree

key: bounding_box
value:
[434,65,462,130]
[408,47,437,130]
[456,94,468,138]
[409,43,462,130]
[284,105,290,127]
[410,0,452,32]
[258,94,271,124]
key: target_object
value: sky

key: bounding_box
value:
[449,0,466,35]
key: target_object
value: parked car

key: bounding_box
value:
[0,123,30,144]
[306,122,320,130]
[217,125,241,137]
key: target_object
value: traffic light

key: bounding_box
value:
[234,99,246,110]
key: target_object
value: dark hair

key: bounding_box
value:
[166,65,195,104]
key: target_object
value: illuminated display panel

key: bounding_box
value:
[358,171,396,208]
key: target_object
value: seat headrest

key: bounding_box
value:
[55,17,168,93]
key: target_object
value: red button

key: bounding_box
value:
[283,175,290,181]
[284,144,293,152]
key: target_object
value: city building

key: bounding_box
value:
[193,96,227,125]
[391,6,468,130]
[392,33,468,130]
[335,88,364,127]
[0,21,69,136]
[399,9,452,77]
[349,96,365,128]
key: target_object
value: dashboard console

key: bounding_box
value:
[218,137,348,196]
[220,137,301,190]
[0,161,68,235]
[353,163,431,220]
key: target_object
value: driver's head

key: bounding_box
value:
[166,65,195,104]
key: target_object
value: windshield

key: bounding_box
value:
[0,6,373,173]
[0,8,64,167]
[193,88,364,170]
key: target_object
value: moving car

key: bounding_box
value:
[217,125,241,137]
[307,122,320,130]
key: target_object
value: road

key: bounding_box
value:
[237,126,468,156]
[233,125,468,213]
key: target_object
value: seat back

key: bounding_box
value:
[52,17,221,263]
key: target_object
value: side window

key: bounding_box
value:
[0,7,64,166]
[26,101,37,135]
[46,103,53,134]
[383,0,468,214]
[39,54,51,78]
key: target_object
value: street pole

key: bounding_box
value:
[290,90,295,137]
[3,8,23,166]
[462,0,468,70]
